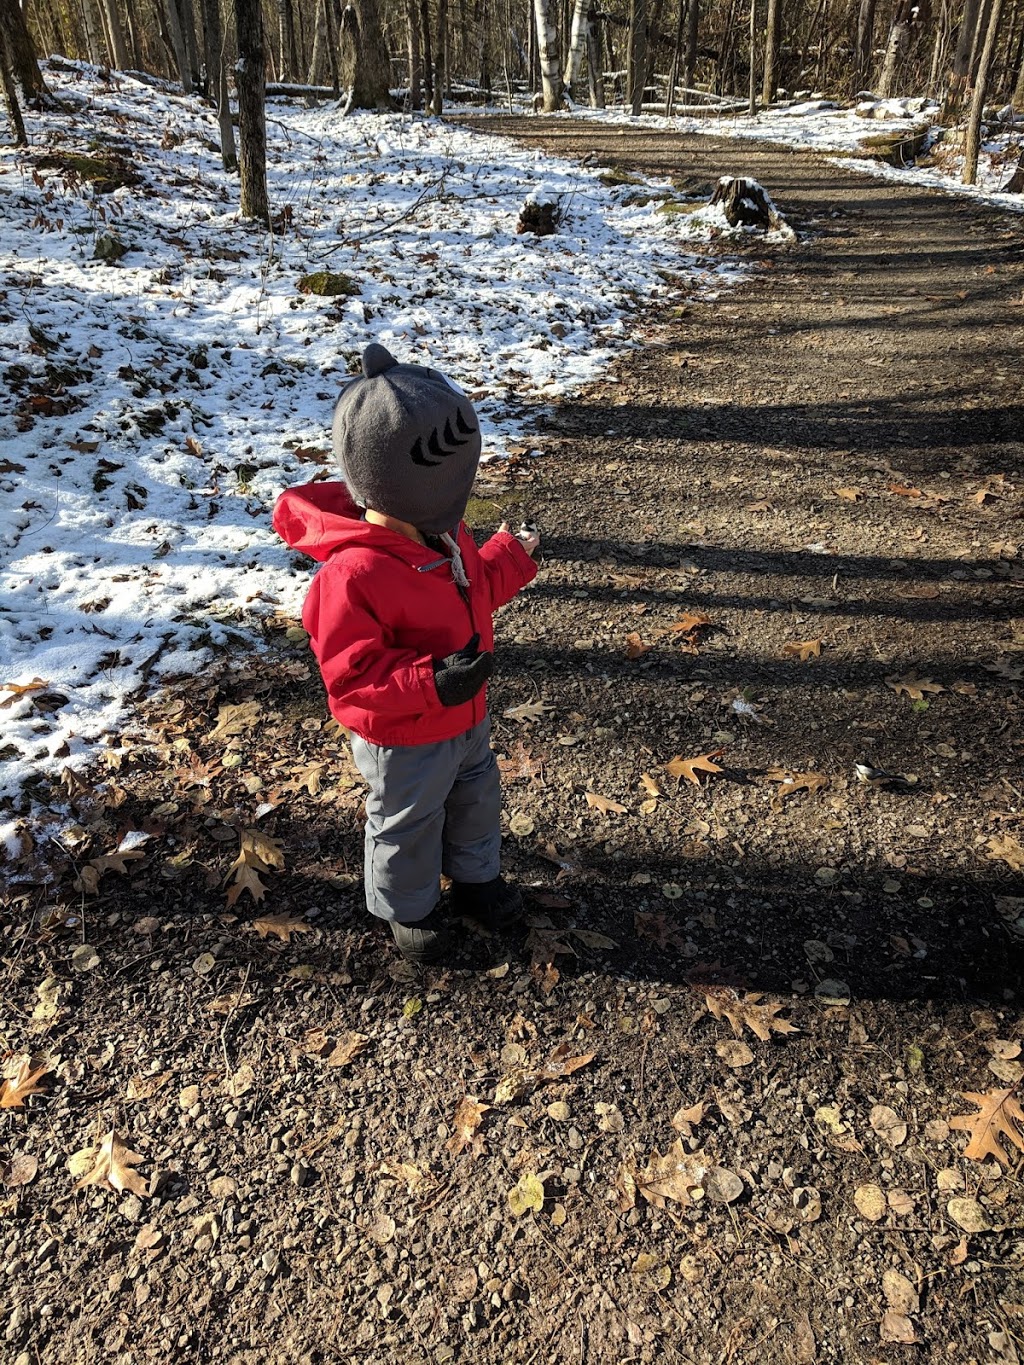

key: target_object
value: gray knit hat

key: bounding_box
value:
[332,344,482,535]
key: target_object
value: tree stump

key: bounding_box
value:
[517,191,563,235]
[708,176,788,231]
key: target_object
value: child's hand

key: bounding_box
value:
[500,521,541,557]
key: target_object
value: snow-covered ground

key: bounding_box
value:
[0,62,744,818]
[565,94,1024,214]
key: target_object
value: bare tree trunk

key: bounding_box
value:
[683,0,698,89]
[969,0,993,78]
[747,0,755,112]
[163,0,192,88]
[534,0,561,108]
[665,0,684,110]
[429,0,445,110]
[585,3,604,104]
[761,0,779,102]
[964,0,1004,181]
[419,0,432,102]
[0,27,27,142]
[1003,145,1024,187]
[103,0,130,66]
[0,0,49,102]
[563,0,587,89]
[125,0,143,67]
[234,0,269,221]
[341,0,397,108]
[180,0,201,86]
[80,0,104,61]
[1015,24,1024,99]
[944,0,981,115]
[201,0,235,169]
[324,0,341,95]
[927,0,950,94]
[628,0,645,112]
[405,0,421,102]
[854,0,876,89]
[277,0,299,79]
[876,0,912,96]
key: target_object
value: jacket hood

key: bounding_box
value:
[273,481,443,564]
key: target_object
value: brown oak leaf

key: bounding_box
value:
[585,791,627,817]
[70,1130,149,1197]
[251,914,311,942]
[703,988,799,1042]
[446,1095,491,1158]
[666,749,726,786]
[0,1056,52,1108]
[886,674,945,701]
[783,640,822,661]
[949,1089,1024,1164]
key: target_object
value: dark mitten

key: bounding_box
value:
[432,633,494,707]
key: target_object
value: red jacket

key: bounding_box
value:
[272,482,538,746]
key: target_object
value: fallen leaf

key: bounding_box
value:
[835,487,862,502]
[886,674,946,701]
[716,1039,754,1068]
[635,1139,706,1208]
[126,1071,172,1101]
[854,1183,887,1222]
[585,791,627,817]
[497,741,545,783]
[225,828,285,907]
[671,1102,705,1132]
[888,484,923,498]
[870,1104,908,1148]
[765,769,828,811]
[703,989,798,1042]
[447,1096,490,1158]
[207,701,262,740]
[503,701,554,723]
[0,1057,52,1109]
[569,927,618,950]
[986,835,1024,874]
[668,610,714,637]
[634,910,689,951]
[783,640,822,661]
[666,749,726,786]
[70,1130,149,1198]
[326,1032,369,1068]
[882,1269,919,1315]
[949,1089,1024,1163]
[625,631,652,660]
[376,1160,430,1194]
[888,1188,915,1216]
[507,1171,545,1217]
[251,914,311,942]
[880,1311,917,1344]
[640,772,662,798]
[1,1153,39,1188]
[946,1196,989,1232]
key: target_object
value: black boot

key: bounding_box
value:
[388,907,452,964]
[450,876,523,930]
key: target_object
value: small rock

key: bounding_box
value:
[261,1249,280,1274]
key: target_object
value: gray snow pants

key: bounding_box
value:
[349,718,502,924]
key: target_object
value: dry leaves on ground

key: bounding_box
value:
[70,1130,149,1197]
[446,1096,490,1158]
[666,749,726,787]
[497,742,545,784]
[585,791,627,817]
[0,1056,52,1108]
[782,640,822,661]
[504,701,554,723]
[74,845,147,895]
[225,828,285,906]
[703,988,799,1042]
[765,768,828,811]
[886,674,946,701]
[949,1089,1024,1163]
[624,631,652,660]
[250,913,311,943]
[986,835,1024,873]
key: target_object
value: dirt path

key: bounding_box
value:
[4,125,1024,1365]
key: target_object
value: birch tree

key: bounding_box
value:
[562,0,587,92]
[533,0,561,109]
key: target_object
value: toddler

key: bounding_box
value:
[273,344,539,962]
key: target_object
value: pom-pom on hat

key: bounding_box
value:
[332,343,482,535]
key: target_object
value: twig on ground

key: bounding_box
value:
[220,962,251,1073]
